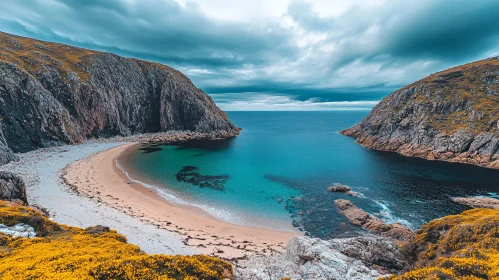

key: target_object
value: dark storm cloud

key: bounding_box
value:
[0,0,499,110]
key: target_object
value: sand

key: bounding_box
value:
[0,143,196,255]
[63,143,299,260]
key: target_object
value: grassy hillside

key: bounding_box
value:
[0,201,232,279]
[384,208,499,279]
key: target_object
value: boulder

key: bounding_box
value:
[0,171,28,204]
[235,235,407,280]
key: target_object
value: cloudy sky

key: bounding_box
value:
[1,0,499,110]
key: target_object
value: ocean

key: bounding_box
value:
[119,111,499,239]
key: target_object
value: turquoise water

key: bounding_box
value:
[121,111,499,239]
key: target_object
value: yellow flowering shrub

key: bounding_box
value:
[383,208,499,279]
[0,201,232,279]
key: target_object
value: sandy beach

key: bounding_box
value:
[63,143,298,259]
[0,142,196,255]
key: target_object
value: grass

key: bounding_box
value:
[382,208,499,280]
[392,57,499,135]
[0,201,232,280]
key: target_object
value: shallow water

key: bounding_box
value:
[120,111,499,239]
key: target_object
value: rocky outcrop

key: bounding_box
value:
[328,183,360,196]
[335,199,414,242]
[0,171,27,204]
[451,197,499,209]
[236,235,407,280]
[0,128,18,165]
[341,57,499,168]
[0,223,36,238]
[0,32,238,163]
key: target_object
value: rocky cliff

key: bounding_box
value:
[342,57,499,168]
[0,32,238,164]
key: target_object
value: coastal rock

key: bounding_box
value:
[328,183,361,196]
[335,199,414,242]
[0,32,238,161]
[341,57,499,169]
[329,184,351,193]
[0,128,18,165]
[0,223,36,238]
[236,235,406,280]
[451,197,499,209]
[0,171,28,204]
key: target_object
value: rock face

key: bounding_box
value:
[0,32,239,164]
[236,235,407,280]
[0,171,27,204]
[451,197,499,209]
[335,199,414,242]
[341,57,499,168]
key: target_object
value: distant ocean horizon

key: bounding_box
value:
[118,111,499,239]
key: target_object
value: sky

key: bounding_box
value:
[1,0,499,111]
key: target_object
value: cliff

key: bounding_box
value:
[0,32,238,164]
[342,57,499,168]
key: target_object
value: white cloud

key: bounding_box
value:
[212,93,378,111]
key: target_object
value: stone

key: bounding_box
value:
[0,223,36,238]
[328,184,351,193]
[0,171,28,204]
[335,199,414,242]
[235,235,407,279]
[451,197,499,209]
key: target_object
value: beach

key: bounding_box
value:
[0,142,196,255]
[62,143,298,259]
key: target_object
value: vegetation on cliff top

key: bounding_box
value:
[0,31,183,83]
[384,208,499,280]
[0,201,232,279]
[380,57,499,135]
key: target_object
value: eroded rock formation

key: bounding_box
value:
[0,32,239,164]
[236,235,407,279]
[335,199,414,242]
[342,57,499,168]
[0,171,27,204]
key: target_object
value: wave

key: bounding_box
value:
[373,200,415,230]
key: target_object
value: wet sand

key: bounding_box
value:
[63,143,299,259]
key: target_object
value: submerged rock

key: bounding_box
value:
[175,166,229,190]
[335,199,414,242]
[236,235,406,280]
[451,197,499,209]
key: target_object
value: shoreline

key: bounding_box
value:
[63,143,299,260]
[0,142,196,255]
